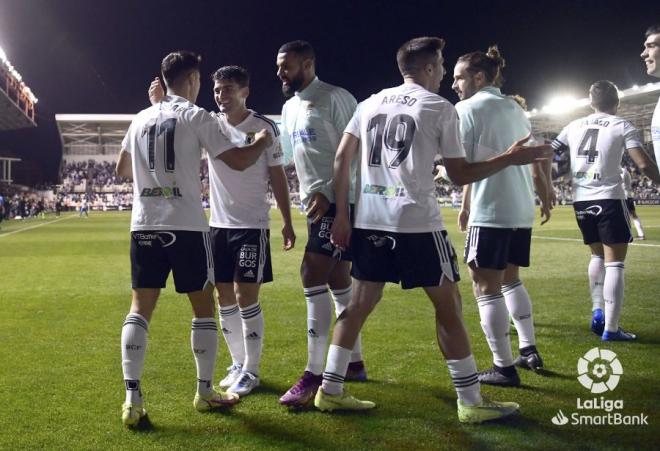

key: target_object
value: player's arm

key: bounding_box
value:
[330,132,359,250]
[115,149,132,181]
[269,164,296,250]
[215,130,272,171]
[628,147,660,184]
[458,184,471,232]
[443,136,553,186]
[531,161,552,225]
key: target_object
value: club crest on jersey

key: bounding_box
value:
[140,186,183,198]
[245,132,255,145]
[362,183,406,198]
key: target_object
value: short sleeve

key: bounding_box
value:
[279,104,294,165]
[331,88,358,133]
[121,122,134,154]
[343,103,362,138]
[623,120,643,150]
[454,103,475,160]
[188,108,236,158]
[552,127,570,153]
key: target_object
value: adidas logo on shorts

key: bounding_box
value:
[246,332,260,340]
[244,270,255,278]
[322,242,334,251]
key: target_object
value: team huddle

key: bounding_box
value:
[116,27,660,427]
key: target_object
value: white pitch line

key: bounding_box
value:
[0,214,77,238]
[532,235,660,248]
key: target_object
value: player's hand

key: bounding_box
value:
[282,222,296,250]
[306,192,330,224]
[505,135,554,165]
[330,214,351,251]
[540,200,552,225]
[254,129,273,149]
[458,208,470,232]
[148,77,165,105]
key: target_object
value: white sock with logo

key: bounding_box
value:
[321,345,352,396]
[219,304,245,366]
[447,355,482,406]
[588,255,605,311]
[502,281,536,349]
[121,313,148,405]
[603,262,625,333]
[331,285,363,363]
[477,293,514,367]
[305,285,333,375]
[191,317,218,397]
[240,301,263,376]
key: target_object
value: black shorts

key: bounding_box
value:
[573,199,632,245]
[209,227,273,284]
[350,229,460,289]
[463,226,532,270]
[305,203,353,261]
[130,230,214,293]
[625,198,636,214]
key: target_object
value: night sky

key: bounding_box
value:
[0,0,658,184]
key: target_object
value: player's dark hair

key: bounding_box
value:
[457,45,506,86]
[396,37,445,76]
[645,25,660,37]
[590,80,619,111]
[278,40,315,61]
[161,51,202,87]
[212,66,250,88]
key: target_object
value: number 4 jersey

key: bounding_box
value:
[345,83,465,233]
[122,95,241,232]
[552,112,643,201]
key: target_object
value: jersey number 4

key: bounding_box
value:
[577,128,599,164]
[367,114,416,168]
[146,118,177,172]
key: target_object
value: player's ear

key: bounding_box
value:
[242,86,250,99]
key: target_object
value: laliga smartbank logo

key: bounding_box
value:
[550,348,648,426]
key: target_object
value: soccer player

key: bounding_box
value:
[276,40,367,407]
[149,66,295,397]
[551,80,660,341]
[622,167,645,240]
[116,51,272,427]
[315,36,551,423]
[453,46,552,386]
[641,25,660,164]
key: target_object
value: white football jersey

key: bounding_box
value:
[552,113,642,201]
[652,97,660,166]
[209,111,284,229]
[345,83,465,233]
[122,95,236,231]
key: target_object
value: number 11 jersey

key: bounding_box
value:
[122,95,238,232]
[344,83,465,233]
[552,112,642,202]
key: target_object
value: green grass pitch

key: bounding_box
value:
[0,206,658,450]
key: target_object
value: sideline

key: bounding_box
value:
[532,235,660,248]
[0,214,78,238]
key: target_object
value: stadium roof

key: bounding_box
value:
[529,82,660,136]
[0,45,37,130]
[55,114,135,151]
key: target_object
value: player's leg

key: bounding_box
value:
[601,243,635,340]
[211,227,245,388]
[328,260,367,381]
[171,231,239,411]
[587,243,606,334]
[315,279,380,412]
[626,199,645,239]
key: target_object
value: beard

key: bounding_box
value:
[281,74,305,98]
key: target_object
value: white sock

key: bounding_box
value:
[588,255,605,311]
[191,317,218,396]
[219,304,245,366]
[331,285,363,363]
[122,313,148,405]
[321,345,352,396]
[477,293,514,368]
[633,218,645,238]
[446,355,482,406]
[604,262,625,333]
[502,281,536,349]
[305,285,332,375]
[240,302,264,376]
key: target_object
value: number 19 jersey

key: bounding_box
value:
[344,83,465,233]
[552,112,642,201]
[122,95,237,232]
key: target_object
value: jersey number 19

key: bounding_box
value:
[367,114,416,169]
